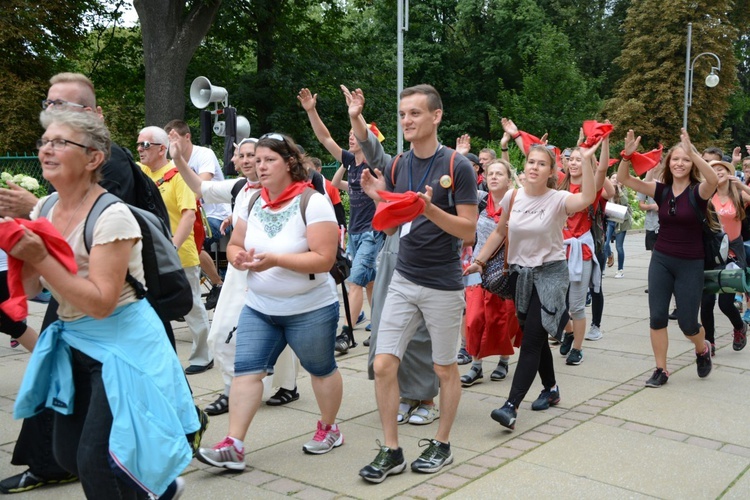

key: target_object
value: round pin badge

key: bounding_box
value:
[439,175,452,188]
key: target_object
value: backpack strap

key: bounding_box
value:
[686,184,710,230]
[38,193,60,219]
[389,149,458,193]
[298,188,317,226]
[230,178,247,209]
[155,168,179,187]
[390,153,404,187]
[83,193,123,254]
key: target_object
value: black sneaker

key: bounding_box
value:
[359,442,406,483]
[734,323,748,351]
[0,470,77,494]
[363,336,371,347]
[668,308,678,320]
[696,340,712,378]
[559,333,574,356]
[490,401,517,430]
[411,439,453,473]
[645,367,669,388]
[566,348,583,365]
[531,386,560,411]
[335,327,355,354]
[204,284,222,310]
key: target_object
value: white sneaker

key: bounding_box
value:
[614,270,624,279]
[586,324,603,341]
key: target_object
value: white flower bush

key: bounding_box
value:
[0,171,46,197]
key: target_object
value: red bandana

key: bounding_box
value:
[581,121,614,148]
[260,181,312,209]
[621,145,664,176]
[485,195,503,223]
[372,190,426,231]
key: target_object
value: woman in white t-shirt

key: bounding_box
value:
[196,133,343,471]
[467,141,600,431]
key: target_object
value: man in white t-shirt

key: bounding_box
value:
[164,120,231,310]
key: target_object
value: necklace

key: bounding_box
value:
[56,186,93,237]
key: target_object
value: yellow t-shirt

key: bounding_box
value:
[141,162,200,268]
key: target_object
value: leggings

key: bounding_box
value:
[507,286,556,408]
[590,249,605,328]
[648,250,703,333]
[701,292,743,343]
[568,259,592,321]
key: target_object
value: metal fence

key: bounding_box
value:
[0,153,42,179]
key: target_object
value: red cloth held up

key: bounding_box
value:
[371,190,425,231]
[622,145,664,176]
[0,218,77,321]
[581,121,614,148]
[608,158,620,167]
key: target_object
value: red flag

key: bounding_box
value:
[582,121,614,148]
[622,145,664,176]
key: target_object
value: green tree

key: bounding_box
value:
[603,0,738,148]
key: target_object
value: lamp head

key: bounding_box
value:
[705,69,720,88]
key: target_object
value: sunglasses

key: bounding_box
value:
[260,133,285,142]
[136,141,162,150]
[41,99,86,110]
[668,197,676,216]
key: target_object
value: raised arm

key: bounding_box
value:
[298,88,344,162]
[565,140,601,213]
[168,130,205,196]
[616,129,656,198]
[500,133,510,162]
[680,129,718,200]
[594,135,610,192]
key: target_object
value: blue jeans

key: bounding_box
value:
[604,221,626,270]
[203,217,228,251]
[348,231,385,287]
[234,302,339,377]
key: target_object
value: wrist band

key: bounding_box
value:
[501,147,509,152]
[474,258,486,269]
[511,132,521,140]
[620,151,633,161]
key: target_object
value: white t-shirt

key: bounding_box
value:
[188,145,231,221]
[200,178,259,226]
[239,191,338,315]
[501,188,571,268]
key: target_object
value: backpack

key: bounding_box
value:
[588,199,606,256]
[156,167,207,250]
[121,147,170,225]
[40,192,193,321]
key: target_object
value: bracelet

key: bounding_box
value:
[511,132,521,140]
[501,147,509,152]
[620,151,633,161]
[474,258,486,269]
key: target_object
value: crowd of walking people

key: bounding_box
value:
[2,72,750,496]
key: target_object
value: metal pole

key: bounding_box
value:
[397,0,408,154]
[683,23,692,130]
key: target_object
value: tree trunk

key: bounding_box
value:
[134,0,222,127]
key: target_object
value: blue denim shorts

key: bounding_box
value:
[234,302,339,377]
[348,230,385,287]
[203,217,227,251]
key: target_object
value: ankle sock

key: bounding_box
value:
[228,436,244,451]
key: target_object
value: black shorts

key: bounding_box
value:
[645,230,658,251]
[0,271,28,338]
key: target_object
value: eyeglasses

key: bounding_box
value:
[260,133,285,142]
[36,138,91,151]
[668,197,676,216]
[41,99,86,110]
[136,141,162,150]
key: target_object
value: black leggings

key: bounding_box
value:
[507,286,556,408]
[590,249,605,327]
[648,250,703,334]
[0,271,28,338]
[701,292,743,343]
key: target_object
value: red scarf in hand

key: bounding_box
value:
[0,218,77,321]
[485,195,503,223]
[372,190,426,231]
[260,181,312,209]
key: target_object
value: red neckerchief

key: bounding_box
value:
[260,181,312,209]
[244,179,261,191]
[476,174,484,185]
[485,195,503,223]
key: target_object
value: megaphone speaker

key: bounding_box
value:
[190,76,228,109]
[236,116,251,141]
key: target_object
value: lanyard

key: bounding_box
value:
[408,144,441,192]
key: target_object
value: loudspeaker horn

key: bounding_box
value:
[190,76,228,109]
[236,116,251,140]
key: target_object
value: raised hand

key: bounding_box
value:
[296,88,317,112]
[733,146,742,165]
[360,167,386,201]
[168,130,183,160]
[580,139,602,161]
[347,87,366,119]
[623,129,641,156]
[500,132,510,149]
[501,118,518,137]
[679,128,693,154]
[455,134,471,155]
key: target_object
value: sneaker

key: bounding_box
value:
[490,401,517,430]
[696,340,712,378]
[669,308,678,320]
[585,324,603,341]
[366,323,372,332]
[744,309,750,324]
[188,406,209,457]
[357,311,366,325]
[359,442,406,483]
[302,421,343,454]
[566,348,583,365]
[614,270,624,279]
[196,436,245,471]
[363,336,371,346]
[411,439,454,474]
[457,347,472,365]
[531,386,561,411]
[559,333,574,356]
[335,327,355,354]
[645,367,669,387]
[0,470,77,494]
[204,284,222,310]
[460,366,483,387]
[734,323,748,351]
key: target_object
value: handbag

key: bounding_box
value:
[481,189,517,299]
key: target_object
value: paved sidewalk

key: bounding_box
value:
[2,232,750,499]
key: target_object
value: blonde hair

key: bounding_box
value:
[48,73,97,108]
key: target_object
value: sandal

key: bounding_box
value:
[266,386,300,406]
[408,403,440,425]
[491,360,509,381]
[457,348,472,365]
[460,366,483,387]
[397,398,420,425]
[204,394,229,415]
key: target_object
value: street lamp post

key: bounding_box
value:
[397,0,409,154]
[683,22,721,130]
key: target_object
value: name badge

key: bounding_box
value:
[400,221,412,238]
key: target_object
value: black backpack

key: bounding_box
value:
[40,192,193,321]
[119,146,170,226]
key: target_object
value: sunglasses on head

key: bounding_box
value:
[260,133,285,142]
